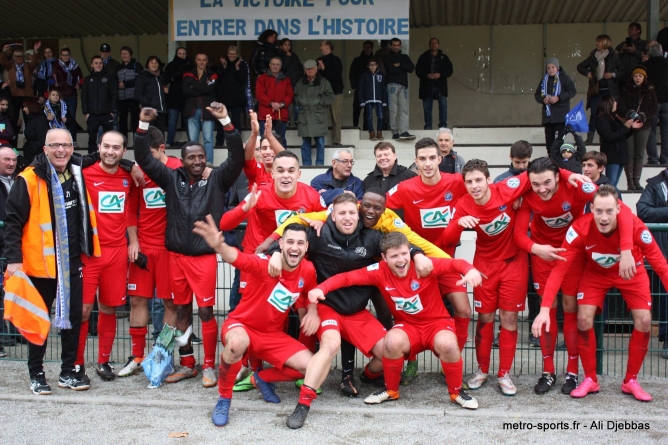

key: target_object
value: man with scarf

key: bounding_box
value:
[3,128,101,395]
[534,58,576,152]
[0,41,42,122]
[53,48,84,140]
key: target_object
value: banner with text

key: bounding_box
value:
[172,0,410,41]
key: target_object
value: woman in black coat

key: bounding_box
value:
[250,29,278,76]
[577,34,624,143]
[163,47,193,145]
[216,45,251,146]
[22,98,50,165]
[594,95,634,187]
[534,58,577,152]
[136,56,167,132]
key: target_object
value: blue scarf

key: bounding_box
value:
[102,56,111,66]
[541,73,561,117]
[15,62,25,85]
[44,100,68,129]
[47,160,72,329]
[37,58,56,82]
[58,58,79,86]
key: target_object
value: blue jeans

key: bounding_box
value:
[605,163,624,186]
[364,103,383,132]
[150,296,164,337]
[259,119,287,147]
[167,108,182,145]
[301,137,325,166]
[291,105,299,126]
[422,85,447,129]
[187,108,215,163]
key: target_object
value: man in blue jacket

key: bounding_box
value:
[310,148,364,206]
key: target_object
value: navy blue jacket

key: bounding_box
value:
[357,69,386,106]
[310,168,364,206]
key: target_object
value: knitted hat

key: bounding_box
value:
[632,65,647,78]
[560,143,575,154]
[546,57,560,69]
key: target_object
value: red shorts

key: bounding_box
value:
[531,253,584,297]
[127,246,172,299]
[81,245,128,306]
[437,272,467,296]
[222,318,307,369]
[473,254,528,313]
[576,270,652,313]
[392,318,456,359]
[316,304,386,357]
[170,252,217,307]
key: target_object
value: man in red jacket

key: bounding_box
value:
[256,57,293,147]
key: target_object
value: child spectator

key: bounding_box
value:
[549,128,586,173]
[357,58,386,141]
[44,89,67,129]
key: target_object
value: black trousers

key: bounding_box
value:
[86,113,113,153]
[28,260,83,377]
[118,99,139,138]
[544,122,565,154]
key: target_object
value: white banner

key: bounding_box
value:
[171,0,410,41]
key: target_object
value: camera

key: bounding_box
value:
[627,111,643,122]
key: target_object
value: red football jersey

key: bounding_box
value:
[317,258,473,325]
[230,251,317,331]
[541,213,668,308]
[241,182,326,252]
[127,156,182,248]
[244,159,273,191]
[385,173,467,246]
[84,162,134,247]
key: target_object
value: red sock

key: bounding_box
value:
[201,319,218,369]
[218,359,242,398]
[498,328,517,377]
[249,357,263,372]
[454,316,470,351]
[298,385,318,407]
[130,326,148,358]
[97,312,117,364]
[474,319,493,373]
[381,356,404,392]
[76,320,89,366]
[578,328,597,382]
[540,308,558,374]
[362,362,382,380]
[257,366,304,383]
[180,349,196,368]
[563,311,579,375]
[625,329,650,383]
[298,331,317,354]
[441,358,463,395]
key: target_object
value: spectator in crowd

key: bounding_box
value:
[44,88,67,130]
[618,66,657,190]
[657,25,668,55]
[357,58,386,141]
[81,56,117,153]
[436,127,464,174]
[375,40,392,131]
[35,47,57,99]
[53,48,84,141]
[0,97,16,146]
[493,140,533,183]
[362,141,417,192]
[0,41,42,121]
[163,47,192,147]
[349,40,375,131]
[251,29,278,76]
[317,41,344,146]
[216,46,251,147]
[21,98,50,165]
[581,150,621,198]
[310,148,364,206]
[384,38,415,141]
[595,95,632,187]
[636,167,668,359]
[294,60,334,166]
[135,56,167,132]
[577,35,623,144]
[99,43,120,77]
[548,127,585,173]
[183,52,218,163]
[116,46,143,138]
[416,37,454,130]
[256,56,293,147]
[534,58,577,151]
[615,22,646,89]
[278,38,302,127]
[643,41,668,164]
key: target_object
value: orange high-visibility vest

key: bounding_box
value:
[3,270,50,346]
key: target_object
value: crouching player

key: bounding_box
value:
[533,185,668,401]
[193,216,317,426]
[309,232,483,409]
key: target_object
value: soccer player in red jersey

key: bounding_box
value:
[310,232,482,409]
[192,216,317,427]
[79,130,135,382]
[441,159,584,395]
[385,138,470,381]
[118,126,184,378]
[533,185,668,402]
[243,112,284,190]
[515,157,636,395]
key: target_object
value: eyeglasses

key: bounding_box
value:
[47,143,74,148]
[335,159,354,165]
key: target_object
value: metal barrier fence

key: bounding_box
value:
[1,224,667,378]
